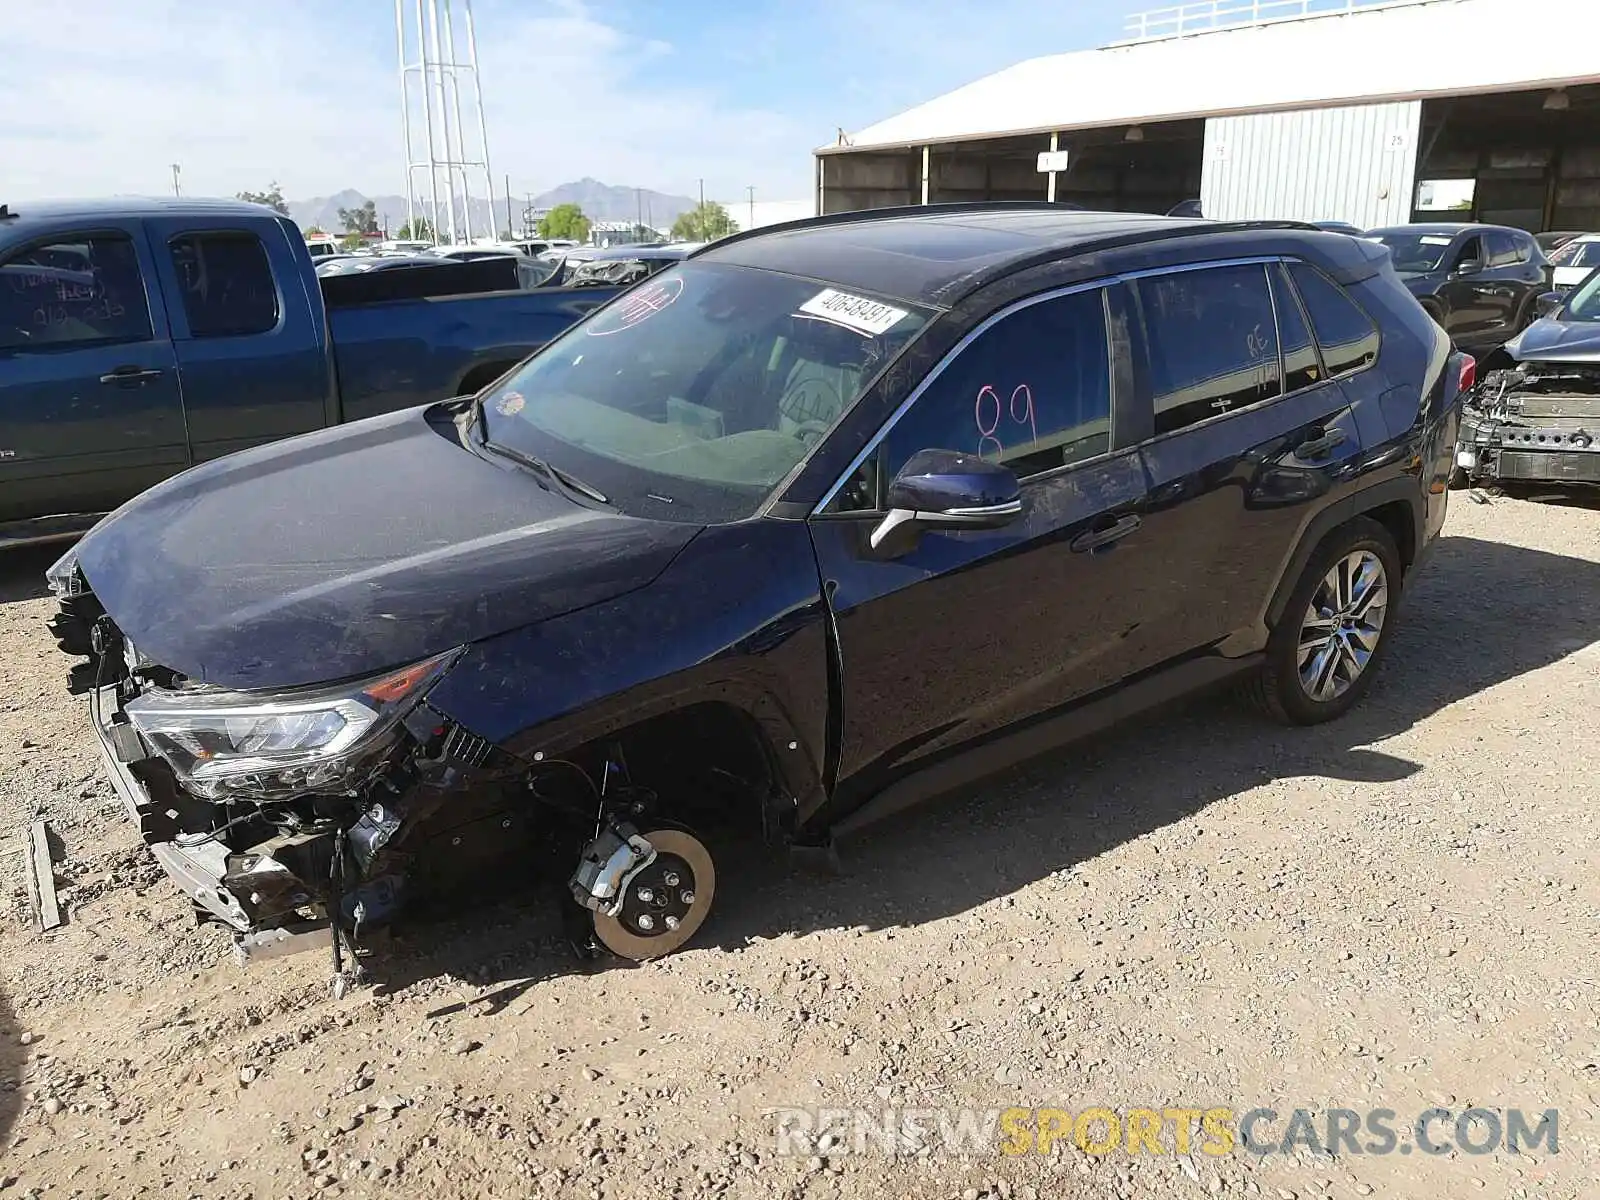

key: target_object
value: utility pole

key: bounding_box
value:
[504,173,512,238]
[747,185,755,230]
[170,164,182,197]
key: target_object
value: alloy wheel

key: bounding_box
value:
[1296,550,1388,703]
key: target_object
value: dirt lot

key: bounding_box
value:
[2,494,1598,1200]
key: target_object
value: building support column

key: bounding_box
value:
[1047,132,1059,202]
[921,145,931,205]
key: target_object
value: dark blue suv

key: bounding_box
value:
[48,204,1469,972]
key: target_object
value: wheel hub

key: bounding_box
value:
[590,828,716,961]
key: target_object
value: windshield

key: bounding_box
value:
[1552,240,1600,269]
[1372,232,1457,273]
[478,261,933,522]
[1563,269,1600,322]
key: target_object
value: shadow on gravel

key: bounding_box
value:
[0,544,59,606]
[352,533,1600,994]
[0,987,23,1149]
[1489,484,1600,512]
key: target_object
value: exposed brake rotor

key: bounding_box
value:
[590,828,715,961]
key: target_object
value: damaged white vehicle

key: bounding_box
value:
[1455,268,1600,489]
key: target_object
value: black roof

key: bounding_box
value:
[693,203,1334,307]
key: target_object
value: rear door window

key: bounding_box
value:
[1134,263,1282,436]
[167,232,281,338]
[877,286,1112,482]
[1287,262,1379,378]
[1486,231,1519,267]
[0,233,153,351]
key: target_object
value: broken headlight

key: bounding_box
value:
[124,651,459,800]
[45,546,89,598]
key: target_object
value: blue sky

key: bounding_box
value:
[3,0,1123,207]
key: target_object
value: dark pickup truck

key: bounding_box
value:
[0,198,621,546]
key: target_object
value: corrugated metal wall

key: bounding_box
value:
[1201,101,1422,228]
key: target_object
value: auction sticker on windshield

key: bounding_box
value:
[797,288,910,337]
[586,276,684,336]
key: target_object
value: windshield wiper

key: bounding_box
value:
[479,437,611,506]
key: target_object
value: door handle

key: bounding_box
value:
[1294,427,1347,460]
[1070,513,1141,554]
[99,366,164,386]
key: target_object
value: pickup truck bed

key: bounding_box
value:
[0,197,621,545]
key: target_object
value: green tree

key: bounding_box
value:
[671,201,738,243]
[237,182,289,216]
[397,216,435,241]
[537,203,591,242]
[338,200,379,236]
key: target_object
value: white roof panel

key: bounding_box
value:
[827,0,1599,153]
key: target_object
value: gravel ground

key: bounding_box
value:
[1,493,1597,1200]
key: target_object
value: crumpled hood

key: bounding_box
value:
[1507,317,1600,364]
[73,403,701,690]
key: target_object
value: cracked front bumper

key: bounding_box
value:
[90,685,256,929]
[90,684,332,967]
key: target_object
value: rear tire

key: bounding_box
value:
[1247,517,1402,726]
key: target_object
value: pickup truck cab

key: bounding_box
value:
[0,198,620,546]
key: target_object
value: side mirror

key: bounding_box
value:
[870,449,1022,555]
[1535,291,1565,319]
[1453,258,1484,277]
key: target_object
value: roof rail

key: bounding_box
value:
[687,200,1089,259]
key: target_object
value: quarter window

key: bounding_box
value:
[1136,264,1282,436]
[1287,262,1379,378]
[1269,264,1321,394]
[0,234,153,351]
[878,287,1112,484]
[168,233,280,338]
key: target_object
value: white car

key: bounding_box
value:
[1548,233,1600,291]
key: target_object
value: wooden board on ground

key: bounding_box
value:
[28,818,62,930]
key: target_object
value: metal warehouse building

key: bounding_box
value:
[814,0,1600,233]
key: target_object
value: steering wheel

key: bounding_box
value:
[790,418,832,445]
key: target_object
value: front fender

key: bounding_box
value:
[424,520,832,837]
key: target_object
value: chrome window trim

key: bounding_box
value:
[811,255,1285,516]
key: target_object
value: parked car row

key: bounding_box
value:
[45,202,1470,975]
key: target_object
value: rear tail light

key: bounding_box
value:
[1458,354,1477,394]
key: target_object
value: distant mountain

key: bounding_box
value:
[287,178,698,237]
[527,178,697,228]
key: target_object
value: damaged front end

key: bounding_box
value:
[46,555,514,969]
[46,552,726,976]
[1458,359,1600,487]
